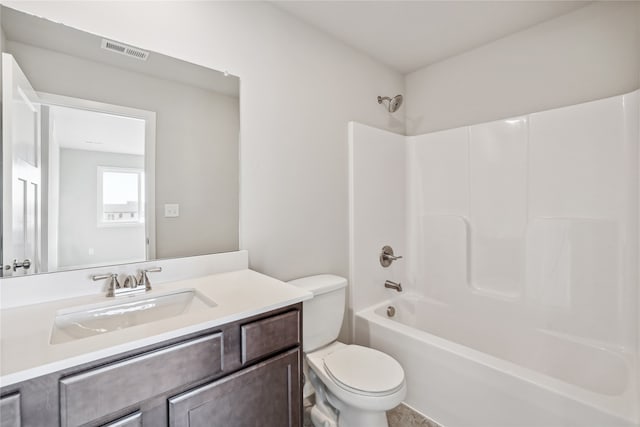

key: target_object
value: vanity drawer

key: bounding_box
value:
[101,411,142,427]
[0,393,21,427]
[60,332,223,427]
[241,310,300,365]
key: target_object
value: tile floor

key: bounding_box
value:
[303,396,441,427]
[387,404,441,427]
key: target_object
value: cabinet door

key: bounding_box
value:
[0,393,21,427]
[169,349,301,427]
[101,411,142,427]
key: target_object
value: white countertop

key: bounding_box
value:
[0,269,312,387]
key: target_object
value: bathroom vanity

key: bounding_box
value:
[0,268,311,427]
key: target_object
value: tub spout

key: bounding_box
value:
[384,280,402,292]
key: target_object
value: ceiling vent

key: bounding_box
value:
[101,39,149,61]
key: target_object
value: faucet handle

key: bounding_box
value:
[92,273,121,297]
[92,273,119,286]
[380,245,403,267]
[139,267,162,291]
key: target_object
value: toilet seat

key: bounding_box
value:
[322,345,405,396]
[306,341,407,414]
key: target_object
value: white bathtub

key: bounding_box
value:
[355,295,639,427]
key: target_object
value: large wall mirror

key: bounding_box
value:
[0,6,240,277]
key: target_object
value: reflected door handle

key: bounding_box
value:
[12,259,32,271]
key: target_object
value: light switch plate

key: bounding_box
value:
[164,203,179,218]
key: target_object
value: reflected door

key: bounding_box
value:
[2,53,41,276]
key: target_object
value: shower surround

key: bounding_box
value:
[349,90,639,426]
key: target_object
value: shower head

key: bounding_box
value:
[377,94,403,113]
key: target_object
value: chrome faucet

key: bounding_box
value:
[92,267,162,297]
[122,274,139,289]
[384,280,403,292]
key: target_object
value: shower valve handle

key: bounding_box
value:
[380,245,403,267]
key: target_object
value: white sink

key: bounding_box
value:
[50,289,216,344]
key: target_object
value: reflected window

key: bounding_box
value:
[97,166,144,225]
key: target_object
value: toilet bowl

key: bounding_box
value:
[288,275,406,427]
[307,342,406,427]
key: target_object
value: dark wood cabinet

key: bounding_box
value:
[241,310,300,365]
[60,333,223,427]
[0,393,21,427]
[0,304,302,427]
[100,412,142,427]
[169,349,300,427]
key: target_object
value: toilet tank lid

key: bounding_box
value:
[288,274,347,296]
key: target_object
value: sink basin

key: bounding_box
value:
[50,289,216,344]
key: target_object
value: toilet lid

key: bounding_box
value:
[322,345,404,395]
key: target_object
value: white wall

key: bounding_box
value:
[6,40,240,260]
[348,122,405,339]
[58,148,145,268]
[405,2,640,135]
[5,1,405,282]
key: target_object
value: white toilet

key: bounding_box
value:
[289,275,406,427]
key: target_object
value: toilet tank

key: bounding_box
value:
[288,275,347,352]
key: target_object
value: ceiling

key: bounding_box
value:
[1,6,239,97]
[272,1,589,74]
[51,105,146,156]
